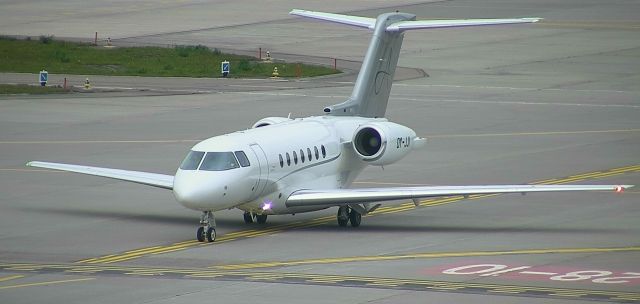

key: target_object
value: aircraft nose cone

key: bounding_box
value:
[173,171,219,210]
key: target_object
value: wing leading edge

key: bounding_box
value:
[27,161,174,190]
[286,184,632,207]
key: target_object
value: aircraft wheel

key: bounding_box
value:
[337,206,349,227]
[349,210,361,227]
[256,214,268,224]
[206,227,216,242]
[243,212,253,224]
[197,227,206,242]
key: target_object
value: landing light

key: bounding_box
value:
[262,201,272,211]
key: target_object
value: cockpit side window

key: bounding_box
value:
[200,152,240,171]
[234,151,250,167]
[180,151,205,170]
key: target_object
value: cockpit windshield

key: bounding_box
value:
[180,150,205,170]
[199,152,240,171]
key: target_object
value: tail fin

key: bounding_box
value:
[290,9,540,118]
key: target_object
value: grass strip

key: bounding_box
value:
[0,36,338,78]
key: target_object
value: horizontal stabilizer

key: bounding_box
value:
[27,161,174,190]
[289,9,375,29]
[290,9,541,118]
[290,9,541,33]
[386,18,541,32]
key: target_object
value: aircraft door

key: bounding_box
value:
[249,144,269,197]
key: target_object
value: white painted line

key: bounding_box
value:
[228,84,297,89]
[520,271,558,276]
[392,97,640,109]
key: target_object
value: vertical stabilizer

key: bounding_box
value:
[327,13,415,118]
[290,10,541,118]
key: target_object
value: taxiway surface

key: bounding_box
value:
[1,1,639,303]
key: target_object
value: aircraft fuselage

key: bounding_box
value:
[172,115,418,215]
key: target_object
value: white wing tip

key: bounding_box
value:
[617,185,634,192]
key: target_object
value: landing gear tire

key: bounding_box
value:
[256,214,268,224]
[243,212,253,224]
[349,209,361,227]
[197,211,217,242]
[197,226,206,242]
[206,227,216,242]
[337,206,349,227]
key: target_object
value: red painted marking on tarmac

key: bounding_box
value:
[420,261,640,285]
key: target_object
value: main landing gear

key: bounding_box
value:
[243,212,253,224]
[243,212,268,224]
[337,206,361,227]
[197,211,216,242]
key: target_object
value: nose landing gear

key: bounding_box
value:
[197,211,216,242]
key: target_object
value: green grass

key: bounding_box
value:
[0,84,69,95]
[0,36,339,78]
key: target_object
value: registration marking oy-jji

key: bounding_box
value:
[437,264,640,285]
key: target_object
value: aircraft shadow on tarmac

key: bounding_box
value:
[22,206,624,235]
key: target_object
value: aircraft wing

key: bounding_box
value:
[286,184,632,208]
[26,161,174,190]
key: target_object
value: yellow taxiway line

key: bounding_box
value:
[0,262,638,302]
[426,129,640,139]
[1,128,638,145]
[0,275,24,282]
[0,278,95,290]
[213,246,640,270]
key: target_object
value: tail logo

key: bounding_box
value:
[374,48,393,95]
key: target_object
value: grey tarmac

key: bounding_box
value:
[1,0,639,303]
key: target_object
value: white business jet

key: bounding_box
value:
[28,10,633,242]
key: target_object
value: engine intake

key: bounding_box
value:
[354,127,384,158]
[352,122,419,166]
[251,117,292,128]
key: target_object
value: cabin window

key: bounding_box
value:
[314,146,319,160]
[200,152,240,171]
[286,152,291,166]
[234,151,250,167]
[293,151,298,164]
[180,150,205,170]
[307,148,312,161]
[279,154,284,168]
[300,149,305,163]
[321,145,326,158]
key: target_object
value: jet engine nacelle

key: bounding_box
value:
[252,117,293,128]
[352,122,420,166]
